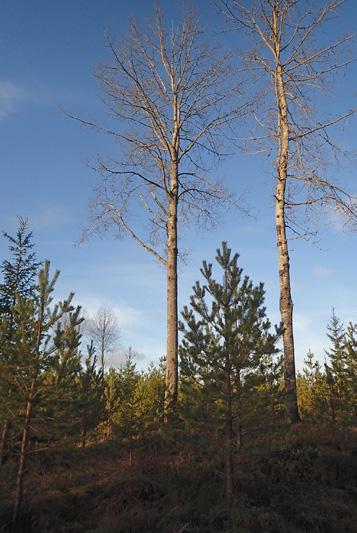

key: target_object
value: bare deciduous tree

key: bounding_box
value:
[221,0,356,423]
[73,8,249,419]
[86,307,120,370]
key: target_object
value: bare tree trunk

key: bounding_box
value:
[224,0,355,425]
[0,419,10,466]
[79,11,238,423]
[13,381,35,524]
[224,364,233,503]
[275,190,299,424]
[275,50,299,425]
[164,164,179,421]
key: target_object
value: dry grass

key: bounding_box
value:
[1,426,356,532]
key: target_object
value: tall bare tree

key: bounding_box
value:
[86,307,120,370]
[221,0,356,423]
[73,8,248,419]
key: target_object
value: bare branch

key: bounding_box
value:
[107,203,167,266]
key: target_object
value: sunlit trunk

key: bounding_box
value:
[164,162,179,421]
[274,35,300,424]
[275,182,299,424]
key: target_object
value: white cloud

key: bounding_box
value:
[241,222,268,236]
[323,200,357,234]
[0,80,25,120]
[107,345,147,369]
[31,206,72,230]
[79,298,142,331]
[0,79,96,121]
[78,298,164,368]
[313,265,333,278]
[111,305,142,329]
[294,314,311,333]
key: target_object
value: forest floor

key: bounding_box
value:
[0,425,356,532]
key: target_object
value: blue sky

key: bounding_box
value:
[0,0,356,368]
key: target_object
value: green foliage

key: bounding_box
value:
[324,310,356,425]
[297,350,330,423]
[109,351,139,444]
[297,311,356,427]
[134,364,165,437]
[103,352,164,450]
[179,242,281,453]
[0,261,75,439]
[41,307,84,443]
[78,341,105,447]
[343,321,357,421]
[239,353,284,430]
[1,228,356,530]
[0,217,40,320]
[0,219,41,457]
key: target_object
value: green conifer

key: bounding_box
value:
[78,341,105,447]
[179,242,279,500]
[0,217,40,321]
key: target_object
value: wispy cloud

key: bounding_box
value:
[323,200,357,234]
[0,206,73,236]
[79,298,142,331]
[240,222,268,236]
[0,79,97,121]
[112,305,143,330]
[0,80,25,120]
[31,206,72,230]
[313,265,333,278]
[294,313,312,333]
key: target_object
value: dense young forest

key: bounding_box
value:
[1,1,356,532]
[0,220,356,532]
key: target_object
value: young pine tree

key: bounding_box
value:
[78,341,105,448]
[9,261,75,523]
[297,351,329,423]
[42,307,84,444]
[179,242,279,502]
[0,217,39,321]
[114,351,140,464]
[135,363,165,439]
[239,352,284,436]
[0,218,40,465]
[343,322,357,423]
[103,357,164,448]
[324,310,355,425]
[103,367,122,440]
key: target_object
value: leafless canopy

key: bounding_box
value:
[86,307,120,369]
[221,0,356,236]
[79,7,249,262]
